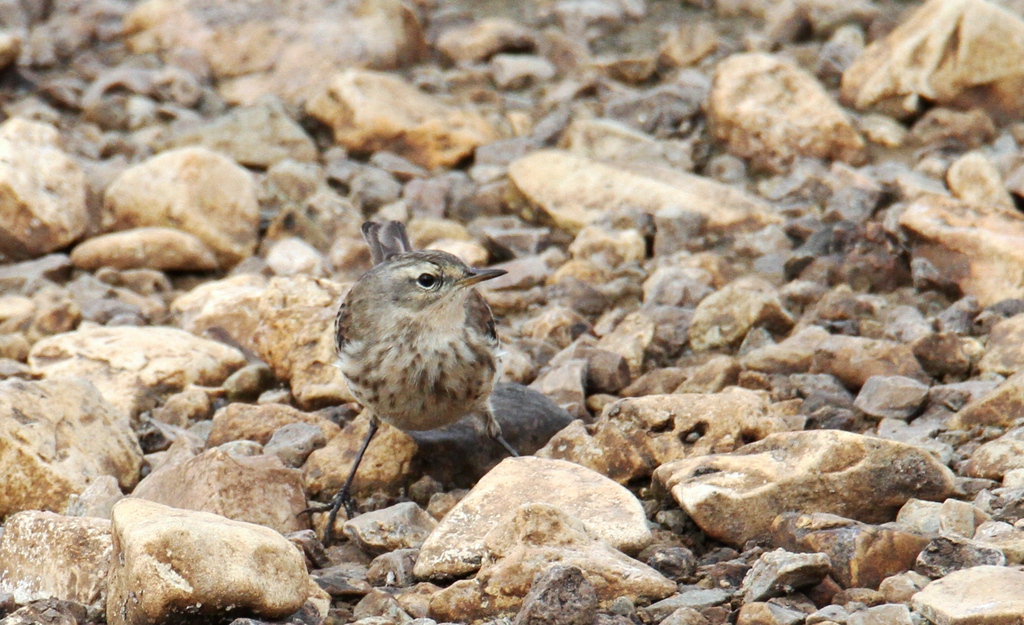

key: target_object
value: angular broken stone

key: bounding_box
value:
[740,549,831,603]
[688,277,793,352]
[912,565,1024,625]
[978,314,1024,376]
[307,69,496,169]
[899,196,1024,308]
[342,502,437,555]
[107,499,309,625]
[841,0,1024,119]
[810,334,927,389]
[0,378,142,517]
[915,535,1006,577]
[29,325,246,418]
[428,503,674,621]
[508,149,777,235]
[132,447,310,534]
[964,427,1024,480]
[709,52,865,173]
[853,375,929,420]
[947,370,1024,429]
[654,430,956,545]
[414,457,650,580]
[771,513,930,589]
[538,388,794,484]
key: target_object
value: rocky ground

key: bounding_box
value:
[0,0,1024,623]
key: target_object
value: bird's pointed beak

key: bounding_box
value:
[459,268,507,286]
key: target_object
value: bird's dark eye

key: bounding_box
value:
[416,273,439,289]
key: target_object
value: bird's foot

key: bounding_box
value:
[301,488,358,544]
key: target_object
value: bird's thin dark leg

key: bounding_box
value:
[484,403,519,458]
[315,418,379,544]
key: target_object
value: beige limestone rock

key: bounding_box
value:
[978,315,1024,376]
[899,195,1024,307]
[103,147,259,269]
[252,275,353,409]
[840,0,1024,119]
[123,0,425,106]
[563,118,694,171]
[708,53,865,173]
[65,475,124,519]
[0,118,87,261]
[538,388,793,484]
[654,430,956,546]
[165,96,317,167]
[0,378,142,517]
[29,324,246,418]
[132,447,309,534]
[415,457,651,580]
[810,334,927,389]
[69,228,219,272]
[508,149,778,235]
[947,152,1016,213]
[436,18,536,63]
[912,565,1024,624]
[170,273,268,355]
[307,69,496,169]
[0,511,112,606]
[948,371,1024,429]
[596,311,655,378]
[107,499,308,625]
[742,325,830,374]
[303,413,418,500]
[963,427,1024,480]
[428,503,675,621]
[771,512,930,589]
[206,402,341,448]
[688,277,793,352]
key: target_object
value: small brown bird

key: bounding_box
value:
[314,221,516,540]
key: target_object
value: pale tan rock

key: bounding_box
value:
[569,226,646,266]
[414,457,651,580]
[841,0,1024,119]
[899,195,1024,307]
[508,149,778,235]
[252,276,353,409]
[343,502,437,555]
[132,447,309,534]
[65,475,124,519]
[436,18,536,63]
[307,69,496,169]
[303,412,418,500]
[107,499,309,625]
[596,311,655,378]
[207,402,341,448]
[0,511,112,606]
[0,378,142,517]
[70,228,219,272]
[170,273,268,355]
[810,334,927,389]
[947,152,1016,213]
[978,315,1024,376]
[103,147,259,268]
[708,53,865,173]
[975,522,1024,564]
[0,118,87,261]
[538,388,793,484]
[912,565,1024,624]
[29,324,246,418]
[429,503,675,621]
[563,117,694,171]
[166,96,317,167]
[654,430,956,546]
[659,20,719,68]
[123,0,425,106]
[963,427,1024,480]
[689,277,793,352]
[266,236,326,277]
[948,370,1024,429]
[742,325,830,374]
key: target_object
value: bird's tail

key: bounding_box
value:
[362,220,413,265]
